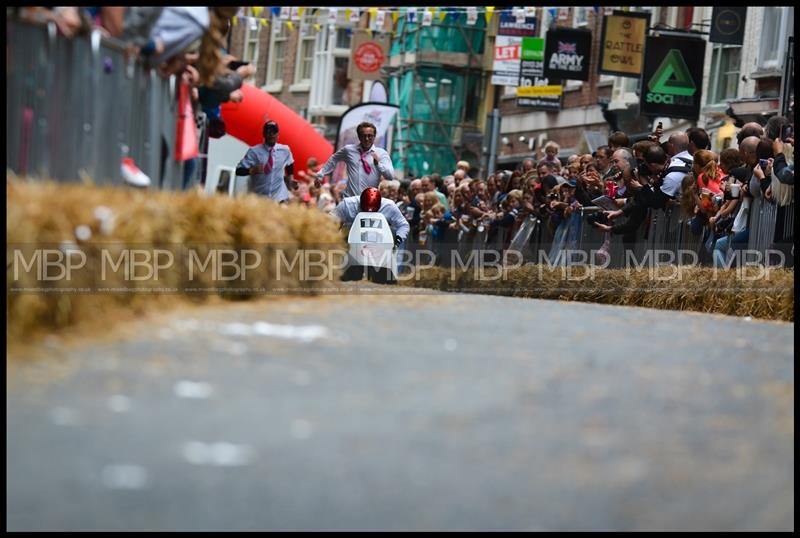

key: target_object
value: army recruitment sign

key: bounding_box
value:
[543,27,592,81]
[640,35,705,120]
[599,11,649,77]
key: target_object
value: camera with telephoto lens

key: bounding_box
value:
[585,210,609,226]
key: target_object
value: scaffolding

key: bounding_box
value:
[387,12,486,177]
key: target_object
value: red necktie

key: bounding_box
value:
[265,146,274,173]
[360,148,372,175]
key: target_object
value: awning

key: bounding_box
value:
[726,97,781,126]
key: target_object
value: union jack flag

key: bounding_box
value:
[557,41,577,54]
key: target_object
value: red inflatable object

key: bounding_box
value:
[221,83,333,170]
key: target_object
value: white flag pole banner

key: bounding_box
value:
[333,103,400,184]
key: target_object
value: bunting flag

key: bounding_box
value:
[298,7,305,18]
[439,10,447,23]
[515,8,525,24]
[376,10,385,28]
[260,18,267,27]
[251,6,263,18]
[279,7,290,20]
[368,7,378,18]
[286,21,294,31]
[270,7,280,17]
[485,6,495,24]
[466,7,477,25]
[175,81,199,161]
[345,8,351,21]
[349,8,360,23]
[407,8,417,24]
[422,9,432,26]
[328,8,338,25]
[525,6,536,17]
[313,23,321,32]
[392,11,399,24]
[249,16,258,31]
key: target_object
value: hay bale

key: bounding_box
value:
[7,179,345,342]
[402,263,794,322]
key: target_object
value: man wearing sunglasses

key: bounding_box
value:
[317,121,395,198]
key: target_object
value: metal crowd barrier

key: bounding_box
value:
[7,18,184,188]
[747,195,795,266]
[411,196,795,269]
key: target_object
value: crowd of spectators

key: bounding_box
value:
[286,118,794,268]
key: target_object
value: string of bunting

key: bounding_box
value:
[230,6,612,29]
[231,6,615,34]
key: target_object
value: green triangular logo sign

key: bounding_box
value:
[647,49,696,96]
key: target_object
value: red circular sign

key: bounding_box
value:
[354,42,385,73]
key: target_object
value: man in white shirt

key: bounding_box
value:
[316,122,395,197]
[235,120,295,202]
[660,132,693,199]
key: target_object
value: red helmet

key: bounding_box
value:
[360,187,381,212]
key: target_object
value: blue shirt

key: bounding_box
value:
[237,143,294,201]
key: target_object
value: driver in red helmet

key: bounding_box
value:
[332,187,409,248]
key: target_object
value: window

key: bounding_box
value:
[293,11,316,88]
[707,44,741,105]
[266,14,289,91]
[758,7,792,71]
[242,17,261,83]
[573,7,588,27]
[309,9,355,114]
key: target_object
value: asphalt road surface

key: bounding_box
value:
[7,289,794,531]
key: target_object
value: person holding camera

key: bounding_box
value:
[771,136,794,186]
[592,149,653,250]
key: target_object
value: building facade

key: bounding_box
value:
[228,7,793,177]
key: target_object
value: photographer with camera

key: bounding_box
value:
[592,148,653,250]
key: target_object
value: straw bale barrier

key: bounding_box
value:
[7,180,345,341]
[402,265,794,322]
